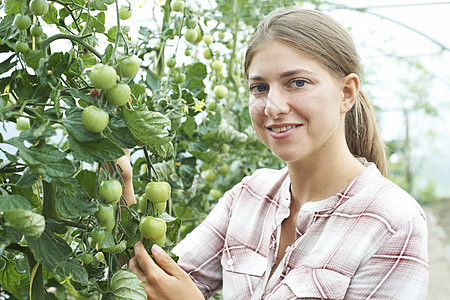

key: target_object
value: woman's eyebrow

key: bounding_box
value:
[248,69,318,82]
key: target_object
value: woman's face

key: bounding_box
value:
[247,41,355,164]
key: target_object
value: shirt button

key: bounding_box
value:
[227,258,234,266]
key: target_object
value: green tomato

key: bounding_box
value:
[81,106,109,133]
[218,163,230,175]
[184,49,191,56]
[221,144,230,153]
[194,28,203,42]
[90,64,117,90]
[209,188,222,200]
[211,60,223,72]
[14,14,31,30]
[185,16,198,29]
[203,34,214,45]
[119,6,132,20]
[214,85,228,99]
[204,169,217,182]
[171,0,184,12]
[184,29,198,43]
[138,197,167,215]
[174,73,186,84]
[80,252,94,265]
[145,181,171,203]
[30,24,43,38]
[98,179,122,205]
[139,216,166,240]
[101,217,116,232]
[96,203,115,223]
[203,48,212,60]
[15,41,29,53]
[105,83,131,106]
[166,57,176,68]
[117,55,140,78]
[149,235,166,248]
[91,228,106,242]
[16,116,30,130]
[30,0,49,16]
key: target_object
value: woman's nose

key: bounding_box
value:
[264,88,290,119]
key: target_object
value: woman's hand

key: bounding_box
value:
[129,241,204,300]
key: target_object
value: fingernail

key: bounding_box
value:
[152,244,163,254]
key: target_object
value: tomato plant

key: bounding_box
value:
[0,0,286,298]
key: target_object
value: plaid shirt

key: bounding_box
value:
[173,164,429,299]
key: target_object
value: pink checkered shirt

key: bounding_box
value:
[173,164,429,299]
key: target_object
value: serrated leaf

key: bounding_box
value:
[67,135,124,163]
[55,178,97,218]
[28,221,88,285]
[22,50,44,70]
[76,169,97,198]
[110,270,146,300]
[122,108,172,147]
[6,138,76,182]
[0,194,32,212]
[41,3,59,25]
[0,258,29,299]
[0,55,16,74]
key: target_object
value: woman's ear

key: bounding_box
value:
[340,73,359,113]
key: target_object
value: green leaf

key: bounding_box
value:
[188,140,219,164]
[152,160,175,182]
[4,0,22,14]
[160,212,181,242]
[110,270,147,300]
[7,138,76,182]
[42,3,59,25]
[0,236,10,256]
[0,194,32,212]
[148,142,174,159]
[0,55,16,74]
[0,258,29,299]
[22,50,44,70]
[122,108,173,147]
[3,209,45,239]
[76,169,97,198]
[120,205,139,240]
[67,135,124,163]
[28,220,88,285]
[104,116,137,149]
[145,70,161,92]
[55,178,97,219]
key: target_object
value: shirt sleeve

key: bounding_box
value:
[172,180,243,299]
[346,214,429,299]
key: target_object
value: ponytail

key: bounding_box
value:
[345,91,387,176]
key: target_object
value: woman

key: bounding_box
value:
[127,8,429,299]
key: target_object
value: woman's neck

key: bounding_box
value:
[287,147,365,210]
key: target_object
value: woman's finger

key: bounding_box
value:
[133,241,165,278]
[151,244,187,279]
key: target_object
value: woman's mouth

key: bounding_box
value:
[269,125,300,133]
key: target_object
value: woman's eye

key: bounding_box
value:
[290,80,307,88]
[249,85,268,93]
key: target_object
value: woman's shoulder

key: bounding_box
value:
[353,165,426,230]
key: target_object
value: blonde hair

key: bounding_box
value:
[244,8,387,176]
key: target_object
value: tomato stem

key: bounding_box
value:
[42,181,60,221]
[40,33,102,59]
[25,249,45,300]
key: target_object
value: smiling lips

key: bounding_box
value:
[269,125,300,133]
[267,124,302,139]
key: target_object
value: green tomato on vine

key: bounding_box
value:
[98,179,122,205]
[105,83,131,106]
[14,14,31,30]
[90,64,117,90]
[117,54,140,78]
[145,182,171,203]
[81,106,109,133]
[30,0,49,16]
[119,6,132,20]
[139,216,166,240]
